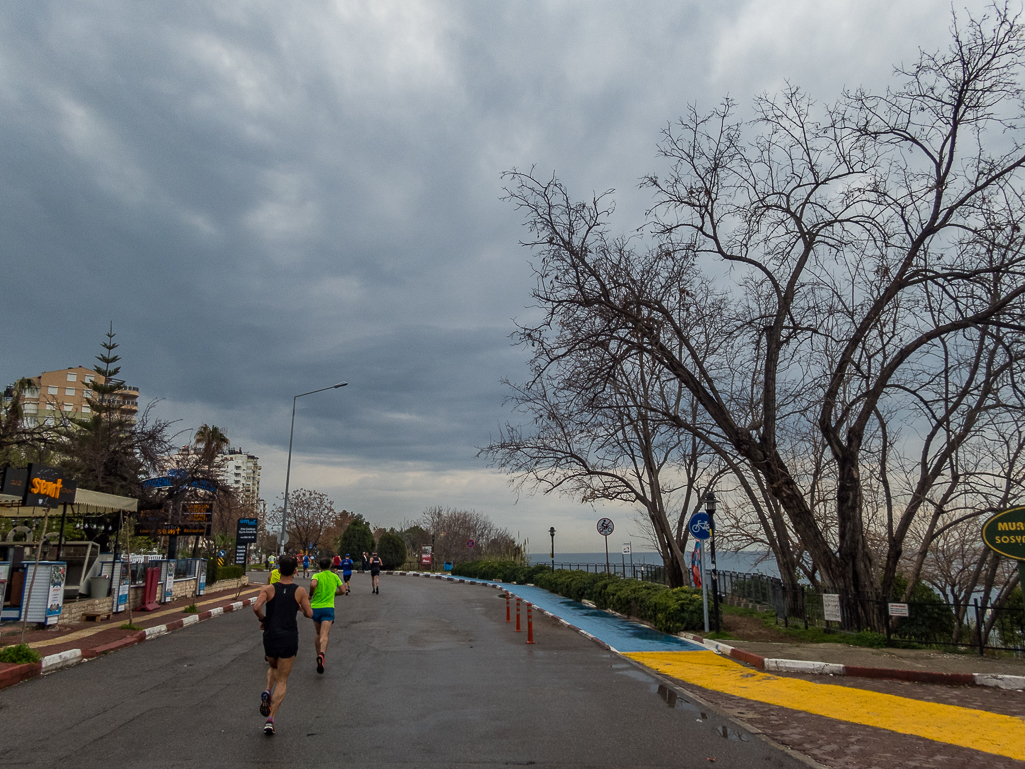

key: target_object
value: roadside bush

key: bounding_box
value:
[207,562,244,584]
[458,562,715,633]
[0,643,41,665]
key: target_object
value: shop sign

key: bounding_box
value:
[24,464,76,508]
[46,564,67,619]
[183,503,213,523]
[981,506,1025,560]
[236,517,259,544]
[163,561,175,602]
[1,467,27,497]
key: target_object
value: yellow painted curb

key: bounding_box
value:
[625,651,1025,760]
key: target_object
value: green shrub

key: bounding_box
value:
[208,563,244,583]
[457,562,715,633]
[0,643,41,665]
[376,532,407,570]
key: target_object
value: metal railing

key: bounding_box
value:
[714,570,1025,654]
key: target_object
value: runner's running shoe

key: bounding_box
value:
[264,719,275,735]
[317,654,325,674]
[260,690,271,717]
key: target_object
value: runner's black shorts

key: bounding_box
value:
[370,568,380,576]
[343,574,351,582]
[263,633,298,660]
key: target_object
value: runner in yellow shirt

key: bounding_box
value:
[308,557,344,674]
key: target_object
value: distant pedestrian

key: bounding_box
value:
[309,557,344,674]
[340,554,354,595]
[302,553,310,579]
[253,555,313,735]
[361,552,370,573]
[369,552,383,594]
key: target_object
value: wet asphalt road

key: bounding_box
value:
[0,574,808,768]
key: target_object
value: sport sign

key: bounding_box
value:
[981,506,1025,560]
[596,517,614,537]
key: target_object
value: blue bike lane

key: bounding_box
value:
[442,576,706,653]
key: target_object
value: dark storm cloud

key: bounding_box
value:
[0,0,984,544]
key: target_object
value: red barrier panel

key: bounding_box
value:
[506,592,511,623]
[526,603,535,644]
[515,597,521,632]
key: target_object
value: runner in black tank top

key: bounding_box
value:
[252,555,313,734]
[263,582,301,659]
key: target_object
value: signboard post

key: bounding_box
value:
[689,512,711,632]
[235,518,259,573]
[596,518,614,574]
[823,594,842,624]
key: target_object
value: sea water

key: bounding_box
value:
[529,550,780,578]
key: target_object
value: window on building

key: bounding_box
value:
[67,373,77,382]
[82,404,91,414]
[65,387,75,396]
[63,403,73,411]
[84,375,94,384]
[47,386,58,395]
[43,417,54,426]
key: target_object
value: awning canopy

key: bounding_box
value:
[0,487,138,516]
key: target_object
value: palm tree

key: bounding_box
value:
[194,424,229,467]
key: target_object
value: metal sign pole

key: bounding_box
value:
[701,544,709,633]
[604,535,609,574]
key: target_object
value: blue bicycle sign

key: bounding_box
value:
[688,511,711,540]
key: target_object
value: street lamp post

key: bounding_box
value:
[280,381,347,556]
[549,527,556,572]
[706,490,720,633]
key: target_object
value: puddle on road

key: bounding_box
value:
[655,684,700,714]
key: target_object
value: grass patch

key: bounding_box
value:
[182,604,199,613]
[0,643,41,665]
[119,623,142,631]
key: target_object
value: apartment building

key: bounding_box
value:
[167,444,262,503]
[3,366,139,426]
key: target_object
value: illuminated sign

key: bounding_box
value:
[24,464,76,508]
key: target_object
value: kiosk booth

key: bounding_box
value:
[0,467,138,624]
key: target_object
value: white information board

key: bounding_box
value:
[22,563,66,626]
[822,593,842,623]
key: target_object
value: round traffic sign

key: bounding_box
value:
[467,538,476,548]
[596,517,615,536]
[688,511,711,540]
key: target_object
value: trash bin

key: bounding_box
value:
[89,576,111,598]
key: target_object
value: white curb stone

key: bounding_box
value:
[144,625,168,639]
[974,673,1025,690]
[41,649,82,674]
[764,658,845,676]
[182,615,199,625]
[208,607,223,616]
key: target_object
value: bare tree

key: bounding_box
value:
[504,5,1025,622]
[271,488,338,553]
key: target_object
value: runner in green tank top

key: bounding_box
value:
[309,557,344,674]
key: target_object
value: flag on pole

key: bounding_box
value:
[690,541,702,588]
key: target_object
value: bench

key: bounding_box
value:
[81,612,111,623]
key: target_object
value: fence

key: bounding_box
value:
[549,561,668,583]
[541,561,1023,654]
[713,570,1025,655]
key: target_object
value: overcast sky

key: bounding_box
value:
[0,1,992,552]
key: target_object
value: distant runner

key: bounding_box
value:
[268,564,281,585]
[309,557,344,674]
[302,553,311,578]
[369,551,383,594]
[253,555,313,735]
[332,553,342,571]
[340,554,354,595]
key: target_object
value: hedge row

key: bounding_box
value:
[451,561,715,634]
[206,561,245,584]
